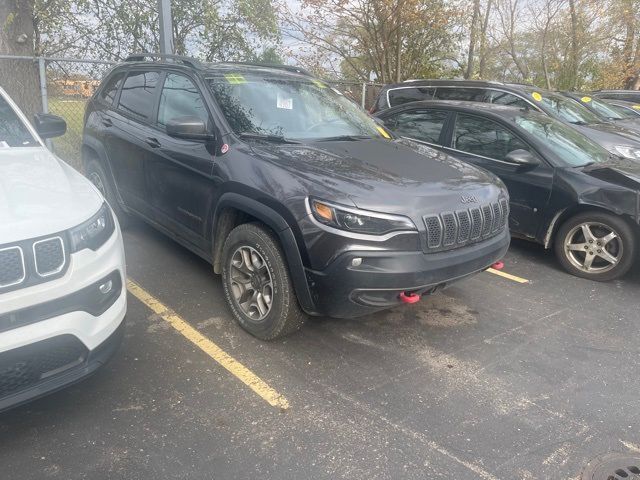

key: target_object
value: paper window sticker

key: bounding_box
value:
[277,93,293,110]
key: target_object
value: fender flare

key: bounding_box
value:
[81,137,128,210]
[212,192,318,315]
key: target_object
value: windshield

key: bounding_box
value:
[608,103,640,119]
[584,97,627,120]
[0,95,38,147]
[529,90,602,125]
[515,114,609,167]
[207,74,384,141]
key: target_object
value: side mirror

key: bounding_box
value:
[166,116,214,141]
[33,113,67,139]
[504,149,541,170]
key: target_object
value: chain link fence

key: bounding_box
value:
[0,55,383,172]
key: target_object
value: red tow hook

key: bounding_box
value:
[491,260,505,271]
[399,291,421,304]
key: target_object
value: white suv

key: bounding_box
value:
[0,87,126,412]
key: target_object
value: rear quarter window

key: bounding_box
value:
[99,72,125,105]
[388,87,435,107]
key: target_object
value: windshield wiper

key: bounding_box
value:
[315,134,374,142]
[238,132,300,144]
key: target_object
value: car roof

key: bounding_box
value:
[593,89,640,94]
[377,99,546,121]
[117,53,313,80]
[382,79,534,91]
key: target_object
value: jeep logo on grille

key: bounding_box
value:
[460,195,478,204]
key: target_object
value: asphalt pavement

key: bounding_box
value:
[1,221,639,480]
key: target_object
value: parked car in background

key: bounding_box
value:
[560,92,640,134]
[371,80,640,161]
[377,100,640,281]
[0,87,126,412]
[82,54,510,339]
[602,98,640,118]
[593,89,640,104]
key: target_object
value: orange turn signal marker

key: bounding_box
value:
[313,201,334,221]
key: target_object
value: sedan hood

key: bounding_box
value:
[249,138,506,221]
[0,146,104,244]
[576,122,640,146]
[582,157,640,189]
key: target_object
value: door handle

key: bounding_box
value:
[101,117,112,127]
[145,137,161,148]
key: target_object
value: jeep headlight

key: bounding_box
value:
[611,145,640,159]
[70,203,115,252]
[310,198,416,235]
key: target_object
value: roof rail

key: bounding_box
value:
[124,53,202,69]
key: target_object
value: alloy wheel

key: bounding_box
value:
[563,222,623,274]
[229,246,274,321]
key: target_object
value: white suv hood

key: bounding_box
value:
[0,146,103,244]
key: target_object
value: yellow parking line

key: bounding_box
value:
[126,279,290,410]
[485,268,529,284]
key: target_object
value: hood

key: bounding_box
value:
[613,118,640,134]
[576,122,640,147]
[582,157,640,189]
[0,146,104,244]
[248,138,506,221]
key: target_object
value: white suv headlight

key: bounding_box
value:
[69,203,115,252]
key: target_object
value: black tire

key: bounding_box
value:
[84,157,131,229]
[221,222,306,340]
[554,211,636,281]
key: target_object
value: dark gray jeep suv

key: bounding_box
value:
[82,54,510,339]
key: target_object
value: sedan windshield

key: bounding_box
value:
[584,97,628,120]
[608,103,640,119]
[207,74,384,141]
[515,114,609,167]
[529,90,602,125]
[0,95,37,147]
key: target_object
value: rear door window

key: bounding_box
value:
[387,109,448,144]
[388,87,435,107]
[99,72,125,105]
[434,87,487,102]
[487,90,529,109]
[117,70,160,120]
[453,113,529,161]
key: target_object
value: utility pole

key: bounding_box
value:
[158,0,174,54]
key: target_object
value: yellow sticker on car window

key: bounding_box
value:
[581,96,592,103]
[532,92,542,102]
[224,73,247,84]
[376,126,391,139]
[312,79,328,89]
[633,105,640,110]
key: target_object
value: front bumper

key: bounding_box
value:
[0,221,127,412]
[0,317,124,413]
[307,228,510,318]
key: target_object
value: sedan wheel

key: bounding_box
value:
[554,212,636,281]
[563,222,622,274]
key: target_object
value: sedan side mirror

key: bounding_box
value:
[166,116,214,141]
[33,113,67,139]
[504,149,541,170]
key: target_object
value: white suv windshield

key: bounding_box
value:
[207,74,383,141]
[0,95,37,147]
